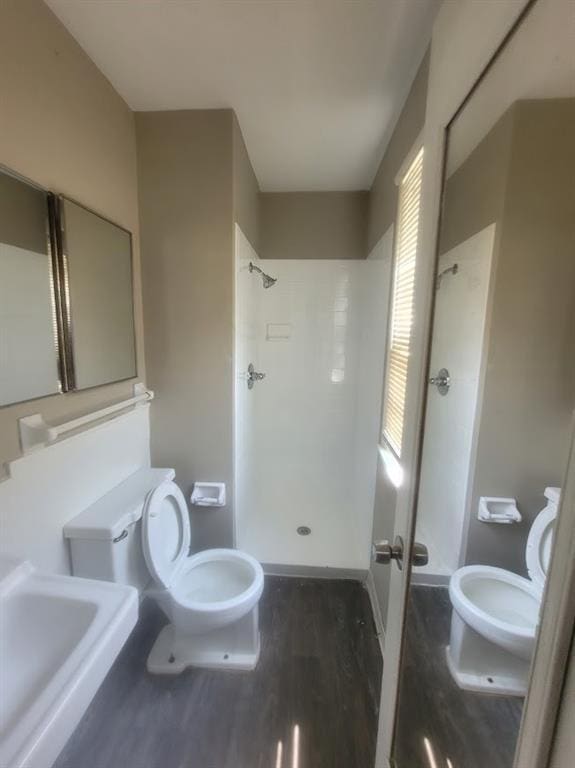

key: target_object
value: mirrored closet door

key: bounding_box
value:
[392,1,575,766]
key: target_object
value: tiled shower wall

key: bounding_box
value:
[235,226,388,571]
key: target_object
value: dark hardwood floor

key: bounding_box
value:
[54,576,383,768]
[393,586,523,768]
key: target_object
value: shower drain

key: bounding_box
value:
[297,526,312,536]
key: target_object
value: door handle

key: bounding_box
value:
[411,541,429,567]
[373,536,405,569]
[373,536,429,569]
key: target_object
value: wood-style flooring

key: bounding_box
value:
[54,576,383,768]
[393,586,524,768]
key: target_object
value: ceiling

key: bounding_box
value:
[46,0,440,192]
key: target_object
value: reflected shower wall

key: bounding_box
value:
[414,225,495,583]
[235,226,389,572]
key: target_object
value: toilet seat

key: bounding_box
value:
[525,505,555,591]
[142,480,191,589]
[142,481,265,635]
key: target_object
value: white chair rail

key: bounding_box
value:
[18,383,154,454]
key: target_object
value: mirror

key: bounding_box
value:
[393,2,575,766]
[59,198,137,391]
[0,171,137,405]
[0,170,62,406]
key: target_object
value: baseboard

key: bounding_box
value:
[364,570,386,658]
[262,562,368,581]
[410,571,451,587]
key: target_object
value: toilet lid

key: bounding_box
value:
[142,480,191,589]
[525,505,556,591]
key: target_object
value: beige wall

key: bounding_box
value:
[0,0,144,470]
[367,49,430,253]
[368,52,430,624]
[233,113,261,253]
[137,109,260,551]
[260,192,367,260]
[440,109,514,255]
[464,99,575,573]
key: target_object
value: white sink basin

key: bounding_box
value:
[0,556,138,768]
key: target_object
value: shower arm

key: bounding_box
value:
[249,262,264,277]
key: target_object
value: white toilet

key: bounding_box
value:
[446,487,560,696]
[65,468,265,674]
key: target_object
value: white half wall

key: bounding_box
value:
[0,405,151,574]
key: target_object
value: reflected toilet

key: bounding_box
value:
[446,487,559,696]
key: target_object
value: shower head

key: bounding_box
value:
[262,273,277,289]
[249,261,277,289]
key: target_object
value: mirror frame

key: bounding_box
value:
[52,195,137,393]
[0,163,138,406]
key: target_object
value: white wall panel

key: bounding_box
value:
[414,224,495,580]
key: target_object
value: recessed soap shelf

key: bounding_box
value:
[190,482,226,507]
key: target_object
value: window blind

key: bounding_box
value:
[382,147,424,458]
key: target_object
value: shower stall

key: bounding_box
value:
[234,225,391,573]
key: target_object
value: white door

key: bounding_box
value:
[372,0,575,765]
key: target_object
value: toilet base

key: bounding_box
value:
[147,606,261,674]
[445,610,529,696]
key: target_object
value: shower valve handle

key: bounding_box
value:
[428,367,450,395]
[247,363,266,389]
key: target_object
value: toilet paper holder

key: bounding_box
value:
[191,482,226,507]
[478,497,522,524]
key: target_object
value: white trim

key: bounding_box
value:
[379,442,404,488]
[514,428,575,768]
[365,570,386,658]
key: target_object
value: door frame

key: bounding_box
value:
[374,0,575,765]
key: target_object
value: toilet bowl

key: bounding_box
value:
[446,487,559,696]
[142,480,264,674]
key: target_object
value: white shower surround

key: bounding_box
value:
[414,224,495,583]
[234,225,389,572]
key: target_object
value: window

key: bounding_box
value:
[381,146,424,459]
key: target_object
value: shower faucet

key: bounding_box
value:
[247,363,266,389]
[248,261,277,288]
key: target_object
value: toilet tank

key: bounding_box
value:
[64,467,175,591]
